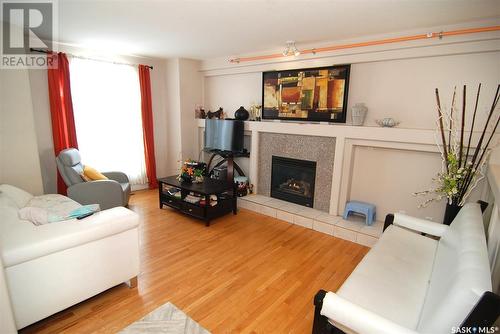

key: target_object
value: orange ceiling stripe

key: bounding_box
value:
[229,25,500,63]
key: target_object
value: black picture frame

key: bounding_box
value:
[261,64,350,123]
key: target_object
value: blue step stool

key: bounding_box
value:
[343,201,376,226]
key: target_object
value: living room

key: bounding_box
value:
[1,1,500,333]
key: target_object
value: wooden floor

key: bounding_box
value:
[21,190,368,334]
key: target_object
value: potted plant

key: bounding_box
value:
[177,159,206,184]
[415,84,499,225]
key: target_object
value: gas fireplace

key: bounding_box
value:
[270,156,316,207]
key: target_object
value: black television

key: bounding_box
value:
[204,119,244,152]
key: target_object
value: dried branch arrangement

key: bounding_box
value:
[415,84,500,207]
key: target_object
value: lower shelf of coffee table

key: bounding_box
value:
[160,193,236,226]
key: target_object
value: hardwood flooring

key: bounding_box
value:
[20,190,368,334]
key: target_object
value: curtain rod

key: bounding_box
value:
[229,25,500,63]
[30,48,154,69]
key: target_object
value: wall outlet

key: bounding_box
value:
[425,216,434,221]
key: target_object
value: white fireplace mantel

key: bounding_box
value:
[196,119,498,218]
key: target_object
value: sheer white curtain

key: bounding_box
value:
[69,57,147,185]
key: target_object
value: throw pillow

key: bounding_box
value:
[80,173,92,182]
[83,165,108,181]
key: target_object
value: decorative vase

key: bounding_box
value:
[443,203,462,225]
[351,103,368,126]
[234,106,249,120]
[180,174,192,184]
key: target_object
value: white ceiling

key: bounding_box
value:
[58,0,500,60]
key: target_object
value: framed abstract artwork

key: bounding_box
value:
[262,64,350,123]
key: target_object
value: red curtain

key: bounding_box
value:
[138,65,158,189]
[47,52,78,195]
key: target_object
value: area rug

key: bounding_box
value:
[119,302,211,334]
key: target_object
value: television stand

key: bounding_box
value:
[206,150,250,179]
[158,176,236,226]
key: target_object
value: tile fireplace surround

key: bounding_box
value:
[247,131,382,247]
[238,194,383,247]
[258,133,335,212]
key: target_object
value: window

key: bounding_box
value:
[69,57,147,185]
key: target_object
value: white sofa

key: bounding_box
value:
[314,203,492,334]
[0,184,140,330]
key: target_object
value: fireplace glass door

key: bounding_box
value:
[270,156,316,207]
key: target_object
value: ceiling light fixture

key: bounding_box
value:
[282,40,300,57]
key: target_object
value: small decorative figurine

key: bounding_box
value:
[234,176,249,196]
[249,103,262,121]
[234,106,249,120]
[195,106,206,119]
[376,118,400,127]
[207,107,224,119]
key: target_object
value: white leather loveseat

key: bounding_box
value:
[313,203,492,334]
[0,184,140,330]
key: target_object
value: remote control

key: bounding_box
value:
[77,212,94,220]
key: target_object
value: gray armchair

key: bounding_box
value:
[56,148,131,210]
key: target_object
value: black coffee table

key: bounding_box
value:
[158,176,237,226]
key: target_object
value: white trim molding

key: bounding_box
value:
[201,20,500,76]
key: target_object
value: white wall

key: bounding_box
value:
[163,58,203,175]
[28,69,57,193]
[204,72,262,118]
[349,146,485,222]
[179,59,203,159]
[165,58,182,175]
[349,53,500,129]
[0,69,44,195]
[148,59,169,180]
[203,52,500,130]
